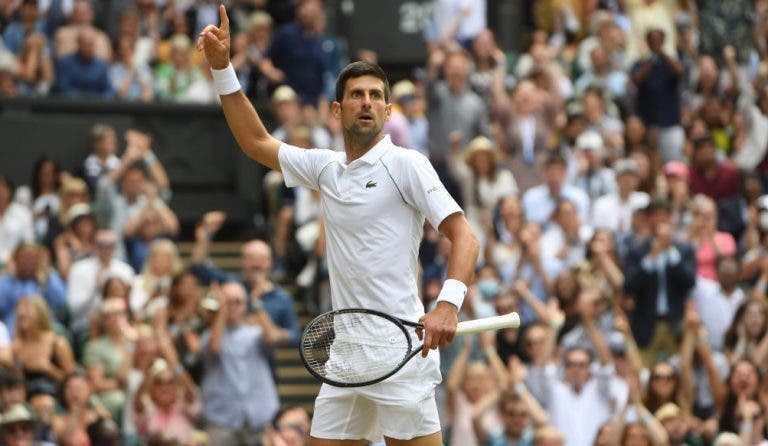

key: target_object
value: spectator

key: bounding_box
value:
[262,406,310,446]
[200,281,280,445]
[109,36,154,102]
[582,87,623,140]
[122,188,180,272]
[722,299,768,366]
[570,131,616,203]
[662,161,692,239]
[540,199,592,281]
[190,233,300,350]
[128,239,181,320]
[392,79,429,156]
[53,0,112,61]
[691,257,745,352]
[94,129,171,260]
[0,51,19,98]
[12,295,75,389]
[165,272,206,383]
[426,0,487,49]
[83,124,120,195]
[154,35,207,103]
[654,402,704,446]
[265,0,326,106]
[2,0,44,56]
[230,11,275,104]
[631,28,685,163]
[27,156,61,244]
[522,152,590,227]
[51,176,89,247]
[0,243,66,331]
[687,195,737,280]
[52,203,96,279]
[591,159,649,237]
[83,296,134,422]
[0,176,34,268]
[52,372,111,445]
[689,135,741,201]
[0,403,55,446]
[66,229,134,345]
[54,28,114,98]
[447,135,517,250]
[133,357,202,444]
[624,200,697,365]
[426,47,490,165]
[270,85,330,148]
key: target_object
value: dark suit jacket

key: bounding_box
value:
[623,239,697,347]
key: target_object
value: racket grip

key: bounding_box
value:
[456,312,520,335]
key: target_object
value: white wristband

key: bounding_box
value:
[211,63,241,95]
[436,279,467,309]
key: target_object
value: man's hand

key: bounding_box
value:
[196,5,231,69]
[417,301,458,357]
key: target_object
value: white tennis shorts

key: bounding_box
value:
[309,350,442,441]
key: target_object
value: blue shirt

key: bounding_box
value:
[267,22,326,105]
[201,323,279,429]
[632,56,682,127]
[485,428,535,446]
[0,272,67,332]
[189,262,300,344]
[54,54,114,99]
[2,21,45,55]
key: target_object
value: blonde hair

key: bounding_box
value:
[15,295,53,339]
[58,177,89,224]
[140,239,182,294]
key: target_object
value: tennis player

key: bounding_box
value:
[197,6,479,445]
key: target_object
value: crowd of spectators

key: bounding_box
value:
[4,0,768,446]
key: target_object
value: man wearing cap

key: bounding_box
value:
[655,402,704,446]
[0,403,54,446]
[271,85,331,149]
[591,158,650,237]
[571,130,617,203]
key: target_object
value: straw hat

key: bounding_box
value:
[0,404,37,429]
[463,136,500,164]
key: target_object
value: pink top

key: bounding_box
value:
[695,232,736,280]
[135,397,201,442]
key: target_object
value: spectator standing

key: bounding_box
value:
[522,152,590,227]
[686,195,737,281]
[154,35,207,103]
[83,124,120,194]
[28,156,61,244]
[265,0,326,106]
[570,131,616,203]
[624,201,697,365]
[1,0,44,56]
[590,159,650,238]
[688,135,741,202]
[201,281,280,445]
[690,258,745,352]
[630,28,685,163]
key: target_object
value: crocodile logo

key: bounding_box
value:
[365,180,377,189]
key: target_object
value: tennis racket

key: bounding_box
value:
[300,308,520,387]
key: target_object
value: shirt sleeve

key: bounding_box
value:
[400,152,463,230]
[278,143,338,191]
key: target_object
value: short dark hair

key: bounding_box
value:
[335,61,390,103]
[692,134,715,151]
[544,151,568,168]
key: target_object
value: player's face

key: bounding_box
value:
[335,75,391,143]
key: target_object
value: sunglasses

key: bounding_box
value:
[565,361,590,368]
[651,373,675,381]
[3,422,32,434]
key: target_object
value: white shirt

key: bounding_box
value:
[279,136,461,320]
[591,191,650,235]
[67,256,135,332]
[691,278,745,351]
[540,225,593,280]
[0,202,33,265]
[542,363,615,446]
[522,184,590,227]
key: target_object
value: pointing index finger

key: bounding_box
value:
[219,4,229,32]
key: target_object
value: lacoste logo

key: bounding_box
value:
[365,180,377,189]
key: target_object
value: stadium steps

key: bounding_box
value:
[178,241,321,411]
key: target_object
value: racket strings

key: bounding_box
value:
[302,313,412,384]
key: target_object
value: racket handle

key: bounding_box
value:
[456,312,520,335]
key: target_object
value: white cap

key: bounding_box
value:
[576,130,604,152]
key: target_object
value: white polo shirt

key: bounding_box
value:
[278,135,462,321]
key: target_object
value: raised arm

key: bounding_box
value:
[197,5,282,171]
